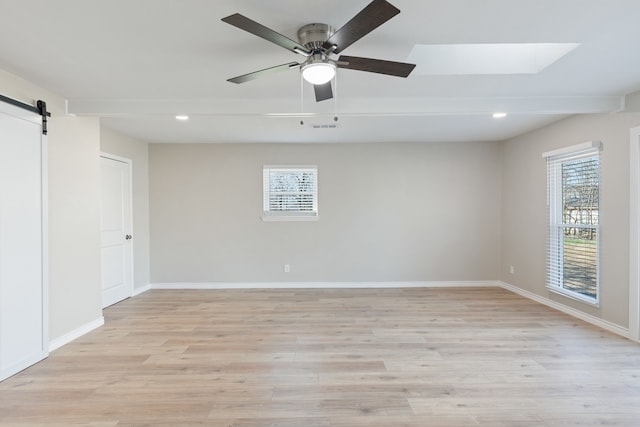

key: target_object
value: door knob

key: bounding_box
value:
[125,235,132,240]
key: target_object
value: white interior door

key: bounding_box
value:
[0,101,48,381]
[100,155,133,308]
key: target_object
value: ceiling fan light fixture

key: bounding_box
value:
[301,61,336,85]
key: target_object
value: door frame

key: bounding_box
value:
[100,152,134,307]
[629,125,640,342]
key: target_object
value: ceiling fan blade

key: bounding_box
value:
[338,55,415,77]
[227,62,300,84]
[222,13,311,55]
[323,0,400,54]
[314,82,333,102]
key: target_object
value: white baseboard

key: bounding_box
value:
[499,281,629,339]
[132,284,151,296]
[49,317,104,352]
[151,281,501,290]
[1,351,49,382]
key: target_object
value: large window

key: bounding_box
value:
[262,166,318,221]
[544,141,601,305]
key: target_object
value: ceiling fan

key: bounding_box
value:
[221,0,416,102]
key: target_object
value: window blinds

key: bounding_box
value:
[545,142,600,304]
[263,166,318,217]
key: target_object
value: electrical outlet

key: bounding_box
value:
[284,264,290,273]
[509,265,515,275]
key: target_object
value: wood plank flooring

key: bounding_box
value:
[1,287,640,426]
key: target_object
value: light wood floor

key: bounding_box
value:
[1,288,640,426]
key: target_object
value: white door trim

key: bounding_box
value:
[629,125,640,342]
[41,130,49,356]
[100,152,134,307]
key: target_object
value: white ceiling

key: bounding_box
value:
[1,0,639,143]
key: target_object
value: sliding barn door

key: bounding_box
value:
[0,101,48,381]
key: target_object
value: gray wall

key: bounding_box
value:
[501,113,640,328]
[627,90,640,112]
[150,142,502,284]
[4,61,638,342]
[0,68,102,341]
[100,126,150,293]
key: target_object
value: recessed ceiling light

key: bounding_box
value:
[176,115,189,121]
[493,112,508,119]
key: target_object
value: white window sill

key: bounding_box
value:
[261,216,319,222]
[547,285,600,307]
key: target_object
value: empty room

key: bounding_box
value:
[2,0,640,425]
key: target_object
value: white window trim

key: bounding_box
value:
[544,141,601,306]
[542,140,601,159]
[262,165,319,222]
[261,215,319,222]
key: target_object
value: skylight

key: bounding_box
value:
[407,43,580,75]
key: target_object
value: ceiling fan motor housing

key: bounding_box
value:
[298,23,336,51]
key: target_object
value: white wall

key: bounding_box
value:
[100,126,150,292]
[501,113,640,328]
[149,141,502,284]
[0,68,102,341]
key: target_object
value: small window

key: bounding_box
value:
[262,166,318,221]
[544,141,601,305]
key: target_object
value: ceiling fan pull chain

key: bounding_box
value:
[300,73,304,125]
[334,73,338,122]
